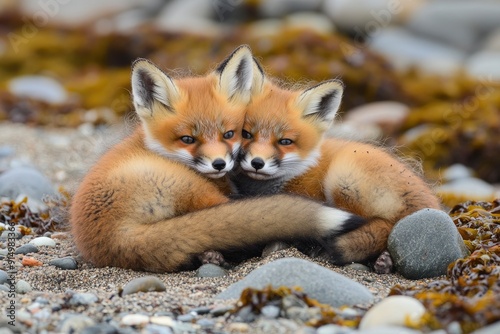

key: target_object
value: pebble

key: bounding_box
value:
[357,327,423,334]
[358,296,426,330]
[228,322,250,332]
[121,314,150,327]
[442,164,473,182]
[343,101,410,137]
[142,324,173,334]
[437,177,497,204]
[21,257,43,267]
[69,292,99,306]
[15,280,32,294]
[80,323,120,334]
[49,257,78,270]
[470,321,500,334]
[388,208,469,279]
[0,146,14,159]
[217,258,374,307]
[14,243,38,255]
[196,318,215,329]
[466,50,500,81]
[29,236,57,248]
[121,276,166,296]
[284,12,334,34]
[261,305,280,319]
[210,305,234,317]
[59,314,96,334]
[0,270,8,284]
[8,75,68,104]
[196,263,228,277]
[345,263,371,272]
[150,316,175,327]
[188,306,211,315]
[1,230,23,240]
[0,166,56,206]
[177,314,195,322]
[317,324,354,334]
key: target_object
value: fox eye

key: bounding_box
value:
[242,130,253,139]
[180,136,195,144]
[278,138,293,146]
[223,131,234,139]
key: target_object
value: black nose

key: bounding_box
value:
[251,158,265,170]
[212,159,226,171]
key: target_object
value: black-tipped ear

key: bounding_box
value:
[131,58,179,117]
[216,45,254,103]
[296,79,344,124]
[251,57,265,95]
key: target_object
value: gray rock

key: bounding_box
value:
[196,264,228,277]
[80,323,119,334]
[0,269,9,284]
[15,280,32,294]
[259,0,322,17]
[357,327,422,334]
[121,276,166,296]
[388,208,469,279]
[196,318,214,329]
[0,284,9,292]
[466,51,500,81]
[216,258,374,307]
[8,75,68,104]
[0,167,55,203]
[317,324,355,334]
[142,324,173,334]
[49,257,78,270]
[369,27,465,76]
[14,243,38,255]
[69,293,98,306]
[59,314,96,334]
[407,1,500,51]
[261,305,280,319]
[177,314,195,322]
[1,230,23,240]
[470,320,500,334]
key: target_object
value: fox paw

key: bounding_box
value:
[198,250,228,267]
[373,250,393,274]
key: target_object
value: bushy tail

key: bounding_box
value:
[78,194,366,272]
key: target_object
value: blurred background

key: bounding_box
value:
[0,0,499,207]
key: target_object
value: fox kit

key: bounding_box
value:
[70,46,367,273]
[234,61,441,266]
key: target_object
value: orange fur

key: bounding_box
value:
[238,80,441,264]
[70,47,365,272]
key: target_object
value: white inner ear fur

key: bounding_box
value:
[296,80,344,123]
[131,60,179,113]
[218,46,254,103]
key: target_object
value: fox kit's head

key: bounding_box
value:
[131,45,256,178]
[240,63,344,181]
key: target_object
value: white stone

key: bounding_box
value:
[150,316,176,327]
[121,314,150,326]
[344,101,410,134]
[285,12,335,34]
[359,295,426,330]
[155,0,220,36]
[437,177,496,201]
[442,164,473,182]
[29,236,56,248]
[368,27,466,76]
[8,75,67,104]
[247,19,283,39]
[322,0,425,31]
[466,51,500,82]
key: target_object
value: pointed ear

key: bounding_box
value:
[215,45,254,104]
[295,79,344,125]
[131,58,180,117]
[251,56,265,96]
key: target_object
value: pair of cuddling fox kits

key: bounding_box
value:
[70,45,440,273]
